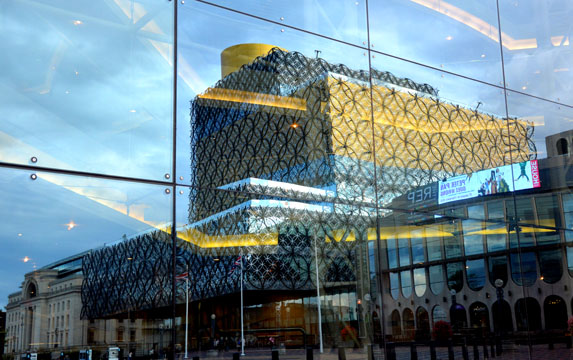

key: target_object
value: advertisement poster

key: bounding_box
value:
[438,160,540,205]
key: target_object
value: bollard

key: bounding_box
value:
[495,336,503,356]
[338,347,346,360]
[306,347,313,360]
[490,338,495,358]
[232,354,240,360]
[367,344,374,360]
[483,337,489,359]
[447,340,454,360]
[461,338,469,360]
[385,342,396,360]
[473,338,479,360]
[429,340,437,360]
[272,349,279,360]
[410,341,418,360]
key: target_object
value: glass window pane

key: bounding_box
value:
[510,252,537,286]
[411,234,425,264]
[444,230,462,259]
[0,168,173,353]
[535,195,561,245]
[368,0,503,84]
[539,249,563,284]
[463,219,484,255]
[487,201,507,252]
[429,265,444,295]
[0,0,174,180]
[427,235,442,261]
[488,255,508,288]
[563,194,573,243]
[398,238,411,267]
[390,272,400,300]
[466,259,486,291]
[499,1,573,105]
[446,262,464,292]
[401,270,412,298]
[203,0,368,46]
[387,237,398,269]
[432,306,447,325]
[507,199,535,248]
[567,247,573,277]
[413,268,427,297]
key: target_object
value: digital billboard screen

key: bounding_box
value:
[438,160,540,205]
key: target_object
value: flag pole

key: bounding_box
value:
[185,268,189,359]
[240,254,245,356]
[313,236,324,353]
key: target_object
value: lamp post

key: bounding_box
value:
[159,324,164,359]
[494,279,504,356]
[450,290,458,332]
[210,314,216,349]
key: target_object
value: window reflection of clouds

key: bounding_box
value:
[1,0,174,179]
[413,268,426,297]
[429,265,444,295]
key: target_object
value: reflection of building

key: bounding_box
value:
[382,133,573,341]
[80,44,537,350]
[4,252,155,356]
[5,253,87,353]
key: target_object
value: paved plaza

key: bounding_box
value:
[183,343,573,360]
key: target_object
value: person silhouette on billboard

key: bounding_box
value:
[516,162,530,182]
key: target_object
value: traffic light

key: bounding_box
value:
[26,352,30,359]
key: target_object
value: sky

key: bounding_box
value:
[1,0,572,308]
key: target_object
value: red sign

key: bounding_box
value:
[531,160,541,188]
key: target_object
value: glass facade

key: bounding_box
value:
[2,0,573,359]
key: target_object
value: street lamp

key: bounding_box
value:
[159,323,164,359]
[494,279,504,356]
[210,314,216,349]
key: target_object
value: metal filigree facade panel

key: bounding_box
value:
[190,48,535,223]
[81,232,173,319]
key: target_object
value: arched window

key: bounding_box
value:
[515,298,542,331]
[446,262,463,292]
[557,138,568,155]
[492,299,513,333]
[539,249,563,284]
[403,308,415,340]
[469,302,490,332]
[510,252,537,286]
[429,265,444,295]
[413,268,426,297]
[416,307,430,340]
[401,270,412,298]
[391,310,402,337]
[432,305,447,325]
[544,296,567,330]
[450,304,467,330]
[488,256,508,288]
[466,259,485,291]
[390,272,399,300]
[26,283,37,299]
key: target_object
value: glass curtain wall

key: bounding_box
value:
[2,0,573,359]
